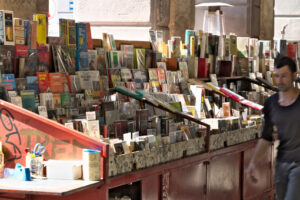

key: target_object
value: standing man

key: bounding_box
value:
[247,56,300,200]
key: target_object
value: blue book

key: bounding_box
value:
[0,11,4,45]
[26,76,39,94]
[24,20,30,46]
[76,23,87,50]
[76,49,89,71]
[20,90,36,112]
[1,74,16,91]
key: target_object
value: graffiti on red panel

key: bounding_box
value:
[0,108,22,161]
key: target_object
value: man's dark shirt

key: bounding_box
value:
[262,93,300,162]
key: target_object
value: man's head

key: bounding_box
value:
[274,56,298,92]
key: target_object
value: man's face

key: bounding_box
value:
[274,65,297,92]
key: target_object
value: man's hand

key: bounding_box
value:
[247,161,258,183]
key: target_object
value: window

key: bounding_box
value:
[274,0,300,41]
[48,0,152,41]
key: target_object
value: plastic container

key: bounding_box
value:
[44,160,82,180]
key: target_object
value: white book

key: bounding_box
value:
[38,105,48,118]
[88,120,100,139]
[10,96,22,107]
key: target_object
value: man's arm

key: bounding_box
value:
[247,138,272,183]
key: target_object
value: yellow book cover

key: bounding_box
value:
[67,19,76,47]
[33,14,47,45]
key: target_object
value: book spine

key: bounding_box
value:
[14,18,24,45]
[86,23,93,50]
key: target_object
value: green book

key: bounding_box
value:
[20,90,36,112]
[60,93,71,108]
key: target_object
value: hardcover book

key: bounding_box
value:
[13,18,24,45]
[36,72,50,93]
[33,14,47,45]
[76,23,87,50]
[20,90,36,112]
[1,74,16,91]
[3,10,14,45]
[26,76,39,94]
[49,73,64,93]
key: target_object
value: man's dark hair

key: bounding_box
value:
[275,56,297,73]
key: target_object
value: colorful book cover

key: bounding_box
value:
[13,18,24,45]
[120,68,133,82]
[108,68,121,88]
[0,11,4,45]
[49,73,64,93]
[33,14,47,45]
[109,51,121,68]
[24,20,29,45]
[156,68,166,85]
[148,68,158,80]
[76,49,89,71]
[179,62,189,80]
[20,90,36,112]
[88,49,97,70]
[96,48,107,75]
[3,10,14,45]
[59,19,67,39]
[150,80,160,92]
[76,23,87,50]
[229,34,237,56]
[26,76,39,94]
[61,93,71,108]
[67,19,76,47]
[52,93,61,108]
[86,23,93,50]
[0,45,14,74]
[37,44,49,72]
[120,45,134,69]
[36,72,50,93]
[26,49,38,76]
[1,74,16,91]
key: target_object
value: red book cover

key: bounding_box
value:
[36,72,50,93]
[37,44,50,72]
[86,23,93,50]
[287,43,297,59]
[67,75,74,93]
[49,72,63,93]
[197,58,209,78]
[14,45,28,77]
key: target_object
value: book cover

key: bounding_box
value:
[39,92,53,109]
[49,73,64,93]
[36,72,50,93]
[52,93,61,108]
[14,45,28,76]
[102,33,110,51]
[59,19,67,40]
[135,49,146,70]
[37,44,49,72]
[3,10,14,45]
[67,19,76,47]
[237,37,249,57]
[145,49,152,69]
[33,14,47,45]
[100,75,109,91]
[1,74,16,91]
[120,68,133,82]
[179,62,189,81]
[229,34,237,56]
[120,45,134,69]
[29,21,37,49]
[26,49,38,76]
[218,60,232,77]
[76,23,87,50]
[68,75,81,93]
[109,51,121,68]
[157,62,167,70]
[156,68,166,85]
[86,23,93,50]
[197,58,209,78]
[10,95,22,107]
[166,58,177,71]
[15,78,27,93]
[96,48,107,75]
[20,90,36,112]
[61,93,71,108]
[88,49,97,70]
[0,11,4,45]
[38,105,48,118]
[150,80,160,92]
[88,120,101,139]
[108,68,121,88]
[0,45,14,74]
[26,76,39,94]
[76,49,89,71]
[148,68,158,80]
[13,18,24,45]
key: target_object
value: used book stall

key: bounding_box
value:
[0,10,293,199]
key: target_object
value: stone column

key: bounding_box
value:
[169,0,195,39]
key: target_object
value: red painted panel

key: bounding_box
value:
[207,153,241,200]
[0,100,108,179]
[243,143,272,200]
[168,162,206,200]
[142,175,160,200]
